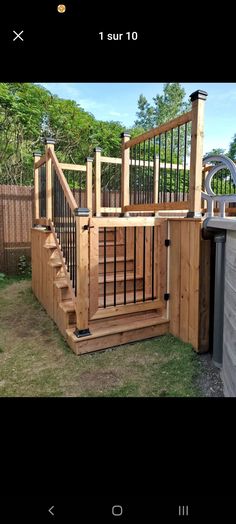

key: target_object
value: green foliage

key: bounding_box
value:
[0,83,125,186]
[0,273,6,282]
[228,134,236,161]
[17,255,32,277]
[134,83,190,131]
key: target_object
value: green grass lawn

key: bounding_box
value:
[0,278,201,397]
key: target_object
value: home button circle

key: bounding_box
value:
[112,505,123,517]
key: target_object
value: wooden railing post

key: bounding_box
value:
[74,208,91,337]
[86,157,93,216]
[188,90,208,217]
[121,132,131,215]
[94,147,102,216]
[45,138,55,220]
[33,151,41,220]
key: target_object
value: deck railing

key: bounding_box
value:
[121,90,208,217]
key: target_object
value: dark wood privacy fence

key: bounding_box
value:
[0,185,33,274]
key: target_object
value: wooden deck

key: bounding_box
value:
[31,91,212,355]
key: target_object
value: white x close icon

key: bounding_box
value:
[13,30,24,42]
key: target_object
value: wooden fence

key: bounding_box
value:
[0,185,34,274]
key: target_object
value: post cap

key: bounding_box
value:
[74,208,90,217]
[44,137,56,145]
[190,90,208,102]
[86,157,94,162]
[93,147,102,153]
[33,151,42,157]
[120,132,131,138]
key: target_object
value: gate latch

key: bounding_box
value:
[83,224,95,230]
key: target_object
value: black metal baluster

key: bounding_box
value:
[176,126,180,201]
[130,148,133,204]
[183,123,187,201]
[147,139,150,203]
[124,227,127,305]
[104,227,106,308]
[143,141,146,204]
[164,132,167,202]
[114,227,117,306]
[134,145,137,204]
[79,172,82,207]
[159,134,162,202]
[143,226,146,302]
[134,227,136,303]
[151,226,155,300]
[138,143,141,204]
[153,136,156,204]
[108,163,111,208]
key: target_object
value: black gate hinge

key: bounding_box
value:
[165,239,171,247]
[164,293,170,301]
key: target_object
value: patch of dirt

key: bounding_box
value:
[196,352,224,397]
[79,370,121,390]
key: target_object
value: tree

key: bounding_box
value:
[228,134,236,161]
[134,83,190,130]
[134,94,155,130]
[0,83,126,185]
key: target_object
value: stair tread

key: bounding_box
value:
[59,300,75,313]
[54,279,68,289]
[44,243,57,250]
[66,315,168,342]
[48,258,63,267]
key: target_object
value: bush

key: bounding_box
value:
[0,273,6,282]
[17,256,31,277]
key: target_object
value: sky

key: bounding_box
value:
[40,83,236,154]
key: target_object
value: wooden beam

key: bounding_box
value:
[34,153,41,220]
[124,201,189,212]
[45,142,54,220]
[48,148,78,212]
[121,133,130,211]
[94,148,101,216]
[124,111,192,149]
[101,156,122,164]
[189,90,208,215]
[75,216,90,331]
[100,207,122,213]
[86,158,93,215]
[90,216,159,227]
[101,155,185,169]
[60,163,86,172]
[34,155,46,169]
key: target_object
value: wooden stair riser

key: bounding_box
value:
[99,259,134,274]
[89,308,163,330]
[55,286,72,303]
[98,277,143,295]
[99,243,124,257]
[66,321,169,355]
[99,230,115,242]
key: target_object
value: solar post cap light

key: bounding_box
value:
[57,4,66,13]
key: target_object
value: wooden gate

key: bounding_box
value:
[88,217,168,322]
